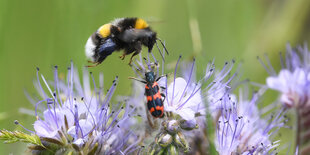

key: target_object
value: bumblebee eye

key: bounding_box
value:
[148,37,155,48]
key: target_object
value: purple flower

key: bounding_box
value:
[28,63,138,154]
[164,57,205,122]
[130,54,211,153]
[267,68,309,108]
[165,77,203,121]
[260,43,310,154]
[215,87,286,155]
[206,60,236,119]
[132,54,236,127]
[261,43,310,108]
[129,52,238,154]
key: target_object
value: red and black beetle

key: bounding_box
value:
[131,71,166,118]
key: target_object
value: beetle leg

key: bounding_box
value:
[146,108,155,128]
[161,93,166,101]
[156,74,167,82]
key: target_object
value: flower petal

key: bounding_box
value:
[177,108,195,120]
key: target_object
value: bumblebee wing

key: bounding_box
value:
[97,38,117,62]
[118,29,152,43]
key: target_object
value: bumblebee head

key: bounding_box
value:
[141,31,157,52]
[145,71,155,83]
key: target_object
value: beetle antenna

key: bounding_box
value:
[128,77,147,84]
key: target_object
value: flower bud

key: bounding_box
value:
[174,132,189,152]
[164,120,179,134]
[179,119,198,130]
[156,132,173,148]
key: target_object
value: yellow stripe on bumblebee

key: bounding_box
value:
[98,24,112,38]
[135,18,149,29]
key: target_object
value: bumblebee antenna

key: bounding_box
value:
[154,42,165,62]
[156,38,169,55]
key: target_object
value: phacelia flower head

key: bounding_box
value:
[130,53,209,153]
[260,43,310,154]
[130,51,239,154]
[206,60,236,119]
[131,52,205,123]
[261,43,310,108]
[215,86,287,155]
[164,56,204,122]
[27,62,138,154]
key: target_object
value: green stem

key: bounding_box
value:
[296,108,301,155]
[169,145,178,155]
[158,146,168,155]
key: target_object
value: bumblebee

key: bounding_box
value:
[85,17,168,67]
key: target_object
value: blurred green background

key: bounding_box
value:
[1,0,310,154]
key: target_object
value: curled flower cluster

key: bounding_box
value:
[25,63,139,154]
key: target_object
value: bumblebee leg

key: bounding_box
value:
[87,60,97,64]
[86,62,100,68]
[128,51,140,65]
[119,52,126,60]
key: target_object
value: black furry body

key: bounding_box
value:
[86,17,157,66]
